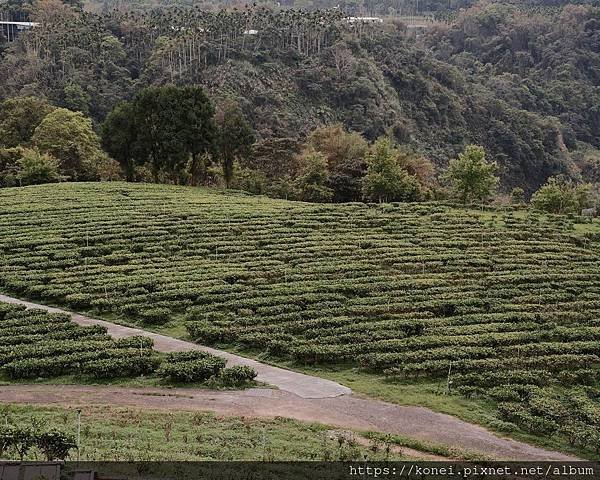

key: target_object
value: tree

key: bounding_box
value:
[0,97,55,148]
[36,430,76,461]
[395,148,435,188]
[530,177,592,214]
[124,85,216,184]
[231,165,267,195]
[295,149,334,203]
[445,145,499,204]
[178,87,216,186]
[308,124,369,202]
[17,148,61,185]
[101,102,138,182]
[131,87,188,183]
[511,187,525,204]
[361,138,421,203]
[216,102,255,189]
[63,83,91,115]
[62,0,83,10]
[0,147,24,187]
[0,25,6,55]
[250,137,303,180]
[31,108,108,181]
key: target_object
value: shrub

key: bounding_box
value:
[139,307,171,325]
[36,429,77,461]
[487,385,524,402]
[163,350,214,363]
[0,425,36,460]
[186,321,234,344]
[531,177,592,214]
[17,148,61,186]
[220,365,257,386]
[0,425,75,461]
[83,355,161,379]
[510,187,525,205]
[157,354,226,383]
[231,166,267,195]
[65,293,95,309]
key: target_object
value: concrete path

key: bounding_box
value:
[0,294,351,399]
[0,384,577,461]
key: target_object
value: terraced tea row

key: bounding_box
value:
[0,182,598,453]
[0,301,157,379]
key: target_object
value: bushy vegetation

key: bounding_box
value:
[531,176,594,215]
[0,300,256,386]
[443,145,498,204]
[2,1,600,192]
[157,351,225,383]
[220,366,258,387]
[0,97,120,186]
[0,182,598,452]
[0,302,159,380]
[0,424,76,461]
[0,404,408,461]
[156,351,256,385]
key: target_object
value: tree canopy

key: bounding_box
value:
[1,0,599,195]
[530,176,592,214]
[445,145,499,204]
[101,85,217,183]
[216,102,254,189]
[362,138,422,203]
[32,108,109,181]
[0,97,55,148]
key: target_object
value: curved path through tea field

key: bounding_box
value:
[0,294,578,461]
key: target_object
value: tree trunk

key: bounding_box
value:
[223,155,234,189]
[190,152,206,186]
[125,160,135,182]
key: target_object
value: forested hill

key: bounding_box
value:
[1,0,599,192]
[84,0,600,16]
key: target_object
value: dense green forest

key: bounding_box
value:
[0,0,599,195]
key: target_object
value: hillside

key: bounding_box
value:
[1,1,599,192]
[84,0,600,16]
[0,182,599,456]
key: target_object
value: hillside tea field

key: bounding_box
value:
[0,301,157,380]
[0,183,599,452]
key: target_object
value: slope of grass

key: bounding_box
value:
[0,404,409,461]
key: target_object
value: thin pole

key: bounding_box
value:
[76,409,81,462]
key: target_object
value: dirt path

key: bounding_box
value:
[0,294,578,461]
[0,385,576,461]
[0,294,350,399]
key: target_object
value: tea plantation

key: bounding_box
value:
[0,302,158,379]
[0,182,599,453]
[0,300,256,386]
